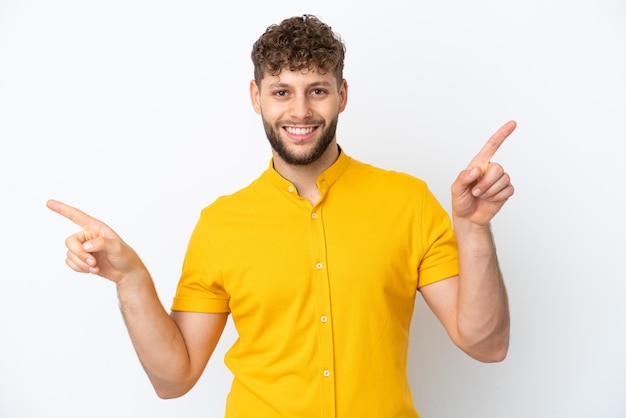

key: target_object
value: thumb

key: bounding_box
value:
[82,238,100,252]
[453,167,481,194]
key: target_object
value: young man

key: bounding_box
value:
[47,14,514,418]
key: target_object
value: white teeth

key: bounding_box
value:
[286,127,314,135]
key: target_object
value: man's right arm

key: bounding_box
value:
[117,271,227,398]
[46,199,227,398]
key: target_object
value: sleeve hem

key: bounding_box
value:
[171,296,231,313]
[417,261,459,288]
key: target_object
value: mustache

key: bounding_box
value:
[278,118,324,126]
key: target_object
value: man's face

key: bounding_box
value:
[250,68,348,166]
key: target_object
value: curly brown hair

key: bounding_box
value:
[251,14,345,87]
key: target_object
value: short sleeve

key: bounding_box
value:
[416,186,459,288]
[171,211,231,313]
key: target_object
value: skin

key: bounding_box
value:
[250,69,348,204]
[422,120,515,361]
[47,67,514,398]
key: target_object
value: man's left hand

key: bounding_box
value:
[451,120,517,227]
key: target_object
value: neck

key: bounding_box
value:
[272,142,339,205]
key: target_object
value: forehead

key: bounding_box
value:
[260,68,338,88]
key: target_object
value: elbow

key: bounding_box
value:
[155,389,180,400]
[456,323,510,363]
[491,336,510,362]
[154,386,191,400]
[460,339,509,363]
[148,364,201,399]
[156,393,183,400]
[152,379,195,400]
[471,339,509,363]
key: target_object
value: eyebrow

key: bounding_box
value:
[267,80,335,89]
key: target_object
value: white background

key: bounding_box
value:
[1,1,625,417]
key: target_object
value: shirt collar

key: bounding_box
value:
[264,146,350,196]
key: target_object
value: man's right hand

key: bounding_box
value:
[46,199,145,283]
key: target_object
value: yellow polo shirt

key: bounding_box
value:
[172,149,459,417]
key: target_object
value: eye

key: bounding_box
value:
[311,88,327,96]
[273,90,288,97]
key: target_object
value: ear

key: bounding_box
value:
[250,80,262,115]
[338,79,348,113]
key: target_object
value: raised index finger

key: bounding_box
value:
[467,120,517,171]
[46,199,96,228]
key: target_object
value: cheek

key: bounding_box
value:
[259,106,284,123]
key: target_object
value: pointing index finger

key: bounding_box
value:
[467,120,517,171]
[46,199,96,228]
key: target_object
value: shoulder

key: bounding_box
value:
[199,172,271,219]
[344,156,429,193]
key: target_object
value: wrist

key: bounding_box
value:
[115,266,151,293]
[453,217,497,257]
[453,216,492,236]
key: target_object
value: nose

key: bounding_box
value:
[290,94,312,121]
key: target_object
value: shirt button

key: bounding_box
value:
[323,370,330,377]
[311,212,317,219]
[315,263,323,270]
[320,316,327,323]
[288,186,294,192]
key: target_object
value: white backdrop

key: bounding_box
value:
[1,1,625,417]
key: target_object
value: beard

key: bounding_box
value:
[262,116,338,166]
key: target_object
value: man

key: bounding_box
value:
[47,14,514,418]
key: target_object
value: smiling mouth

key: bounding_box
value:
[284,126,316,135]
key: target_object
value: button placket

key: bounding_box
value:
[309,205,335,415]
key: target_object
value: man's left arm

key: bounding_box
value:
[421,120,516,362]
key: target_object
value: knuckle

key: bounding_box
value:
[491,163,504,175]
